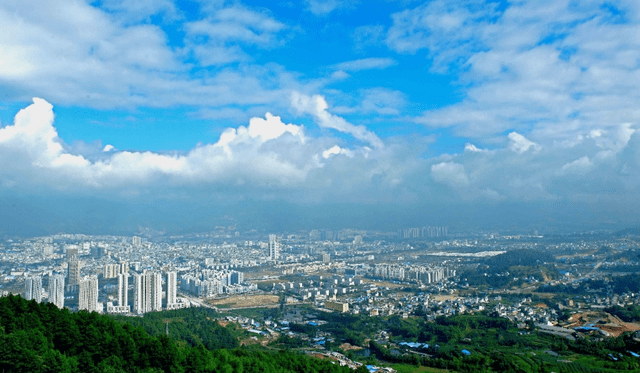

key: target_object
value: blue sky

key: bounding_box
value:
[2,0,640,235]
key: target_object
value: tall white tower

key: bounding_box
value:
[151,272,162,311]
[68,259,81,286]
[79,276,99,312]
[166,271,177,307]
[48,274,65,309]
[117,273,128,308]
[268,234,279,261]
[25,275,42,302]
[133,273,144,314]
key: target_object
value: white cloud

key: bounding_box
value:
[98,0,179,23]
[4,98,640,215]
[398,1,640,145]
[322,145,353,159]
[431,162,469,187]
[0,98,394,198]
[0,0,295,111]
[508,132,540,154]
[558,156,593,175]
[352,25,386,50]
[304,0,354,16]
[229,112,304,143]
[332,57,397,72]
[464,143,485,152]
[386,0,498,70]
[185,5,286,49]
[291,92,384,148]
[0,98,311,189]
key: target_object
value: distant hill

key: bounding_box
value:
[483,249,556,270]
[614,226,640,237]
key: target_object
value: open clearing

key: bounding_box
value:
[206,294,280,309]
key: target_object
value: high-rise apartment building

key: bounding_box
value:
[91,246,107,259]
[133,271,162,314]
[117,273,128,308]
[42,246,53,256]
[166,271,178,308]
[151,272,162,311]
[322,253,331,263]
[103,262,129,279]
[132,273,145,314]
[132,236,142,247]
[66,246,79,259]
[67,259,81,286]
[230,271,243,285]
[48,273,65,309]
[166,271,177,305]
[25,275,42,302]
[79,276,99,312]
[268,234,279,261]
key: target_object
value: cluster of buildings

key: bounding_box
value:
[397,226,448,239]
[180,269,255,297]
[370,264,455,283]
[339,263,456,284]
[23,245,188,315]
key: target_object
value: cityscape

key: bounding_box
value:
[3,0,640,372]
[3,225,640,371]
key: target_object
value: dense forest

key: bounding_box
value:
[112,307,240,350]
[0,295,360,373]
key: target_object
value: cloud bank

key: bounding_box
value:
[2,98,640,214]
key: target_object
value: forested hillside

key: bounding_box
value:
[112,307,240,351]
[0,295,356,373]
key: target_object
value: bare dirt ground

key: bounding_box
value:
[340,343,363,351]
[431,294,459,302]
[206,294,280,308]
[566,311,640,337]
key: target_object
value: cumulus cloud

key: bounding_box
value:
[431,162,469,187]
[0,98,316,190]
[464,143,486,153]
[291,92,384,148]
[322,145,353,159]
[5,98,640,222]
[508,132,540,154]
[558,156,593,175]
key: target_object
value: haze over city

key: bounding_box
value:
[2,0,640,235]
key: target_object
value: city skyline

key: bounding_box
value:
[2,1,640,235]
